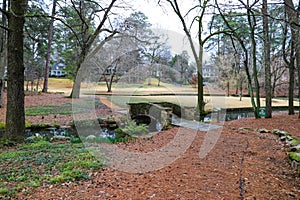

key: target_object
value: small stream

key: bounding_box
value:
[0,108,290,140]
[0,126,116,140]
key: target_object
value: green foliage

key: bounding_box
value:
[0,122,5,129]
[122,120,148,135]
[0,140,103,198]
[0,187,9,195]
[28,123,52,129]
[25,122,32,128]
[288,152,300,162]
[72,119,96,127]
[81,136,111,144]
[49,169,89,184]
[291,139,300,146]
[0,122,34,129]
[22,140,51,150]
[25,104,73,116]
[106,120,148,144]
[70,137,82,143]
[25,135,45,143]
[0,139,16,147]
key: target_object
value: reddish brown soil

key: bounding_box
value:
[1,93,300,199]
[0,92,113,125]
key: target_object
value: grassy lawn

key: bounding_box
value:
[25,101,103,116]
[25,103,74,116]
[0,140,103,198]
[44,78,298,110]
[106,96,156,108]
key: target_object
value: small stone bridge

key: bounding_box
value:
[127,102,196,131]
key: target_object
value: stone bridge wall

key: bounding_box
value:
[127,102,172,130]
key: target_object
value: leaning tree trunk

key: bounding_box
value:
[69,0,117,98]
[70,51,86,98]
[5,0,27,142]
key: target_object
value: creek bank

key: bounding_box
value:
[240,127,300,172]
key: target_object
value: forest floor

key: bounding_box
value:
[0,92,299,199]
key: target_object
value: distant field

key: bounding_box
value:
[107,95,297,110]
[45,78,299,109]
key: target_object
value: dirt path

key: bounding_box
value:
[99,96,123,110]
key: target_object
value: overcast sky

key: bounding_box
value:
[131,0,210,63]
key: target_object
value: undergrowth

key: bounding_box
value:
[0,140,103,198]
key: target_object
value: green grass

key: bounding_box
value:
[107,96,154,108]
[25,101,103,116]
[25,104,74,116]
[274,97,300,101]
[0,140,103,198]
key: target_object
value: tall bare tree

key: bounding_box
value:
[0,0,7,108]
[215,0,259,118]
[4,0,28,141]
[42,0,57,93]
[284,0,300,118]
[263,0,272,118]
[160,0,222,120]
[64,0,118,98]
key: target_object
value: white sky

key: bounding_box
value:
[132,1,184,33]
[131,0,211,63]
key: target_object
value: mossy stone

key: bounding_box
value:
[288,152,300,162]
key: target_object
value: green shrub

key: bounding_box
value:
[122,120,148,135]
[0,122,5,129]
[288,152,300,162]
[28,123,52,129]
[0,187,9,195]
[22,140,51,150]
[70,137,82,143]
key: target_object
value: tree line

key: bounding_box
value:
[1,0,300,141]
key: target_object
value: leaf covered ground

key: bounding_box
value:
[0,92,300,199]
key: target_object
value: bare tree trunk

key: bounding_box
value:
[30,80,34,92]
[239,78,243,101]
[288,51,295,115]
[36,77,40,92]
[148,65,152,85]
[216,2,258,118]
[294,2,300,119]
[108,73,114,92]
[70,0,117,98]
[285,0,297,115]
[0,0,7,108]
[5,0,27,142]
[227,81,230,97]
[197,45,204,119]
[235,79,239,96]
[247,7,261,117]
[263,0,272,118]
[164,0,205,121]
[70,74,82,98]
[42,0,57,93]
